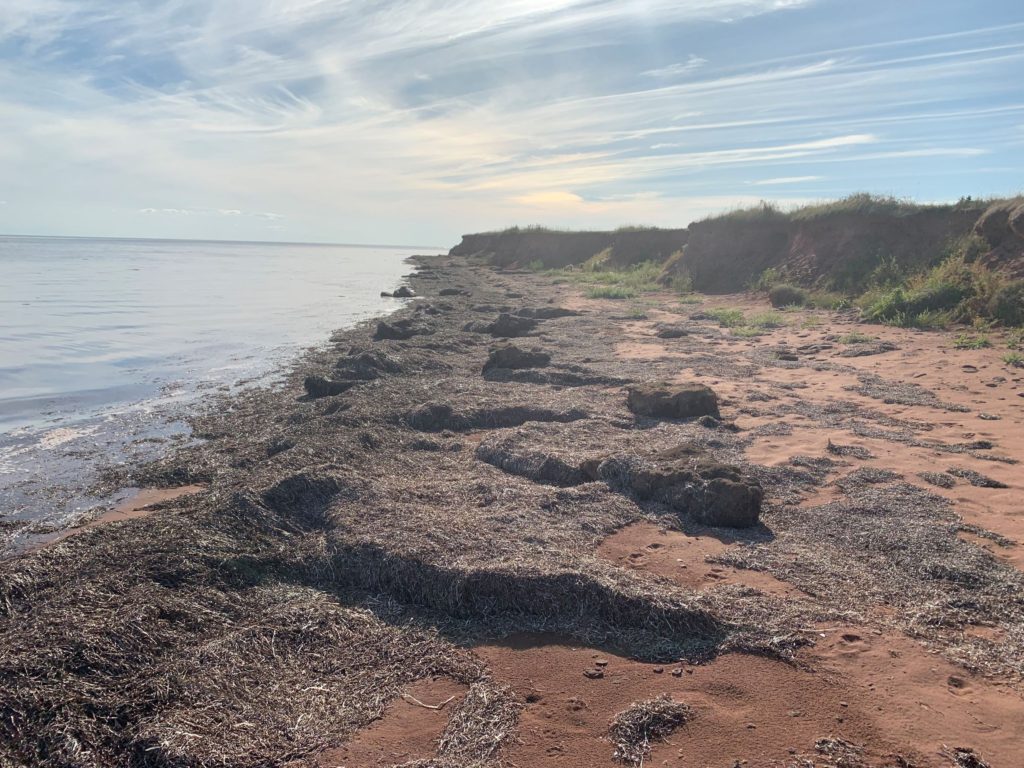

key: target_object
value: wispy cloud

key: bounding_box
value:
[643,55,709,78]
[139,207,283,219]
[0,0,1020,241]
[748,175,822,185]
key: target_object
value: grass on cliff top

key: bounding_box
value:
[705,193,995,226]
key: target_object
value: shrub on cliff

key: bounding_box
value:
[989,280,1024,326]
[859,248,1016,328]
[768,283,807,307]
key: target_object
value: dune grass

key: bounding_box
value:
[706,307,787,336]
[561,259,674,301]
[953,333,992,350]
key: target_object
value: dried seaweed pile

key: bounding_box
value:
[609,695,692,765]
[1,255,1021,767]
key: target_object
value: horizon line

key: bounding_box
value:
[0,232,449,251]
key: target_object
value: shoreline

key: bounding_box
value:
[0,238,419,549]
[2,254,1022,767]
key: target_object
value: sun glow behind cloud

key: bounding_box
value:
[0,0,1021,243]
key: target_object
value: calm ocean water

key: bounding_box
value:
[0,235,426,543]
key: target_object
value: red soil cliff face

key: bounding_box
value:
[450,228,688,269]
[674,207,988,293]
[452,198,1024,293]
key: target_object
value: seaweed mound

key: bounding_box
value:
[627,383,720,420]
[597,454,762,528]
[482,345,551,374]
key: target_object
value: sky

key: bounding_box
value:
[0,0,1021,246]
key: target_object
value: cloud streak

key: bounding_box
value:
[0,0,1021,242]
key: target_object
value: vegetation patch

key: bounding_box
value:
[840,332,875,344]
[704,308,786,336]
[768,283,807,308]
[953,333,992,350]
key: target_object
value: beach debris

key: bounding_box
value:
[374,318,431,340]
[486,312,538,338]
[476,440,585,487]
[814,737,865,766]
[918,471,957,489]
[837,340,898,357]
[654,323,688,339]
[303,375,356,399]
[944,746,992,768]
[626,382,721,419]
[439,286,470,296]
[947,466,1009,488]
[482,344,551,374]
[515,306,582,319]
[405,402,588,432]
[610,695,692,765]
[826,440,875,460]
[334,349,403,380]
[597,452,763,528]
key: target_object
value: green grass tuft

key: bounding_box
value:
[953,333,992,350]
[706,308,746,328]
[748,311,787,329]
[586,285,636,300]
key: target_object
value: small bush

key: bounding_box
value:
[668,268,694,294]
[989,280,1024,326]
[867,253,905,288]
[840,332,874,344]
[750,267,783,292]
[1004,352,1024,368]
[525,259,545,272]
[768,283,807,308]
